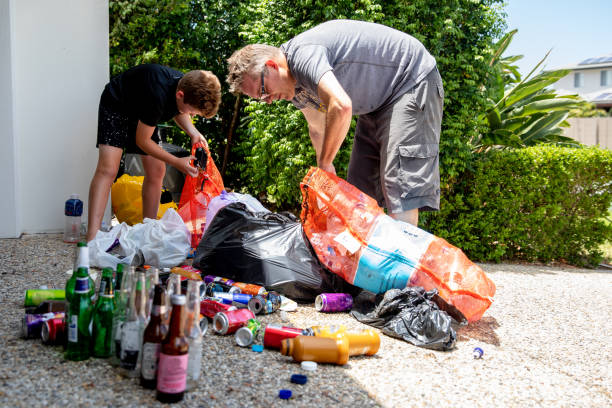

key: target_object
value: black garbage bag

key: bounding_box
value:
[350,286,467,351]
[193,202,361,302]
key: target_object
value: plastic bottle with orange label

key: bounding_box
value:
[280,334,350,365]
[311,325,380,356]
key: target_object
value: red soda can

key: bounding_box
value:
[231,282,266,296]
[263,324,313,349]
[212,309,255,335]
[41,317,66,345]
[200,298,237,320]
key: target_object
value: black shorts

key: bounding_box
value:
[96,91,159,155]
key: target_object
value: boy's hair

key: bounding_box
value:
[226,44,283,94]
[177,70,221,118]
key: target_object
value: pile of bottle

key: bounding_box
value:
[24,242,204,404]
[23,243,384,404]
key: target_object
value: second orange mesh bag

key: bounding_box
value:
[300,167,495,322]
[177,143,224,248]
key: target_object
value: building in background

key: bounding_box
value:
[553,54,612,112]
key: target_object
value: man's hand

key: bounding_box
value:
[175,155,198,178]
[318,162,336,175]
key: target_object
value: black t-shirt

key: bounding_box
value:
[103,64,182,126]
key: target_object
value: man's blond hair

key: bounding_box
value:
[226,44,283,94]
[178,70,221,118]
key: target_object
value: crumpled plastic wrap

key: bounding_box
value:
[350,286,467,351]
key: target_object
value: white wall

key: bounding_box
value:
[555,67,611,96]
[0,0,20,237]
[4,0,109,236]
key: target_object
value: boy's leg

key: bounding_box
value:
[141,155,166,220]
[87,144,123,241]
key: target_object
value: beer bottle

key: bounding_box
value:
[110,265,133,366]
[163,273,181,327]
[65,267,93,361]
[120,271,146,376]
[91,268,115,358]
[113,263,125,293]
[145,267,160,321]
[140,284,168,389]
[156,294,189,403]
[66,242,95,307]
[185,280,203,390]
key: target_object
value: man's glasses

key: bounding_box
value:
[259,68,269,100]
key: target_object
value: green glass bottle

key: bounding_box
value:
[110,265,134,366]
[65,267,93,361]
[92,268,115,358]
[66,242,95,306]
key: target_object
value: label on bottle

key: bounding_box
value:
[120,321,141,370]
[68,315,78,343]
[74,277,89,293]
[141,342,161,380]
[187,338,202,381]
[157,353,188,393]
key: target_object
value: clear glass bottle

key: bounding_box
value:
[185,280,203,390]
[120,271,146,377]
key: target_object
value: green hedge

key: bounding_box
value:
[423,145,612,267]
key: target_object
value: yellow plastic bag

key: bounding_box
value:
[111,174,177,226]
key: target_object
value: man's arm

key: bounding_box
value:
[300,106,326,164]
[173,113,208,148]
[135,120,198,177]
[316,70,353,174]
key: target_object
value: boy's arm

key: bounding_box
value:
[173,113,207,148]
[135,120,198,177]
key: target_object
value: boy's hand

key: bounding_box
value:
[176,156,198,177]
[191,134,208,149]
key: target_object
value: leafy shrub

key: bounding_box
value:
[425,145,612,267]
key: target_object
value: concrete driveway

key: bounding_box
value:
[0,234,610,407]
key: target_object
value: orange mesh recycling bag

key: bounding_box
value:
[300,167,495,322]
[177,143,224,248]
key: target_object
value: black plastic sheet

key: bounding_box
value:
[351,286,467,351]
[193,203,360,302]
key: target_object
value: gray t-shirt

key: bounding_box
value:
[281,20,436,115]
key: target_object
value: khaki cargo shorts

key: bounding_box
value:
[347,67,444,213]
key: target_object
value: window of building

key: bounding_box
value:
[601,70,612,86]
[574,72,584,88]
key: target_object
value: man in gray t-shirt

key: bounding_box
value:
[227,20,444,226]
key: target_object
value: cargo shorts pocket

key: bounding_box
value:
[398,143,439,198]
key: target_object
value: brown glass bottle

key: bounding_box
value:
[156,294,189,403]
[140,285,168,389]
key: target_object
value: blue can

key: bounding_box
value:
[212,292,252,306]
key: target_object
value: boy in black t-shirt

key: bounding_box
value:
[86,64,221,242]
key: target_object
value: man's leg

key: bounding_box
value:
[87,145,123,241]
[390,208,419,226]
[141,155,166,220]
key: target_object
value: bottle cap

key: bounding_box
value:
[251,344,264,353]
[290,374,308,384]
[300,361,317,371]
[278,389,292,399]
[473,347,484,359]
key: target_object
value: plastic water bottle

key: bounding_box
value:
[64,194,83,243]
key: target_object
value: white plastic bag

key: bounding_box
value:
[203,190,269,235]
[89,208,190,269]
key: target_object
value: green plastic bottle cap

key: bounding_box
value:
[301,361,317,371]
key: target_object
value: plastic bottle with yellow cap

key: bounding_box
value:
[280,334,350,365]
